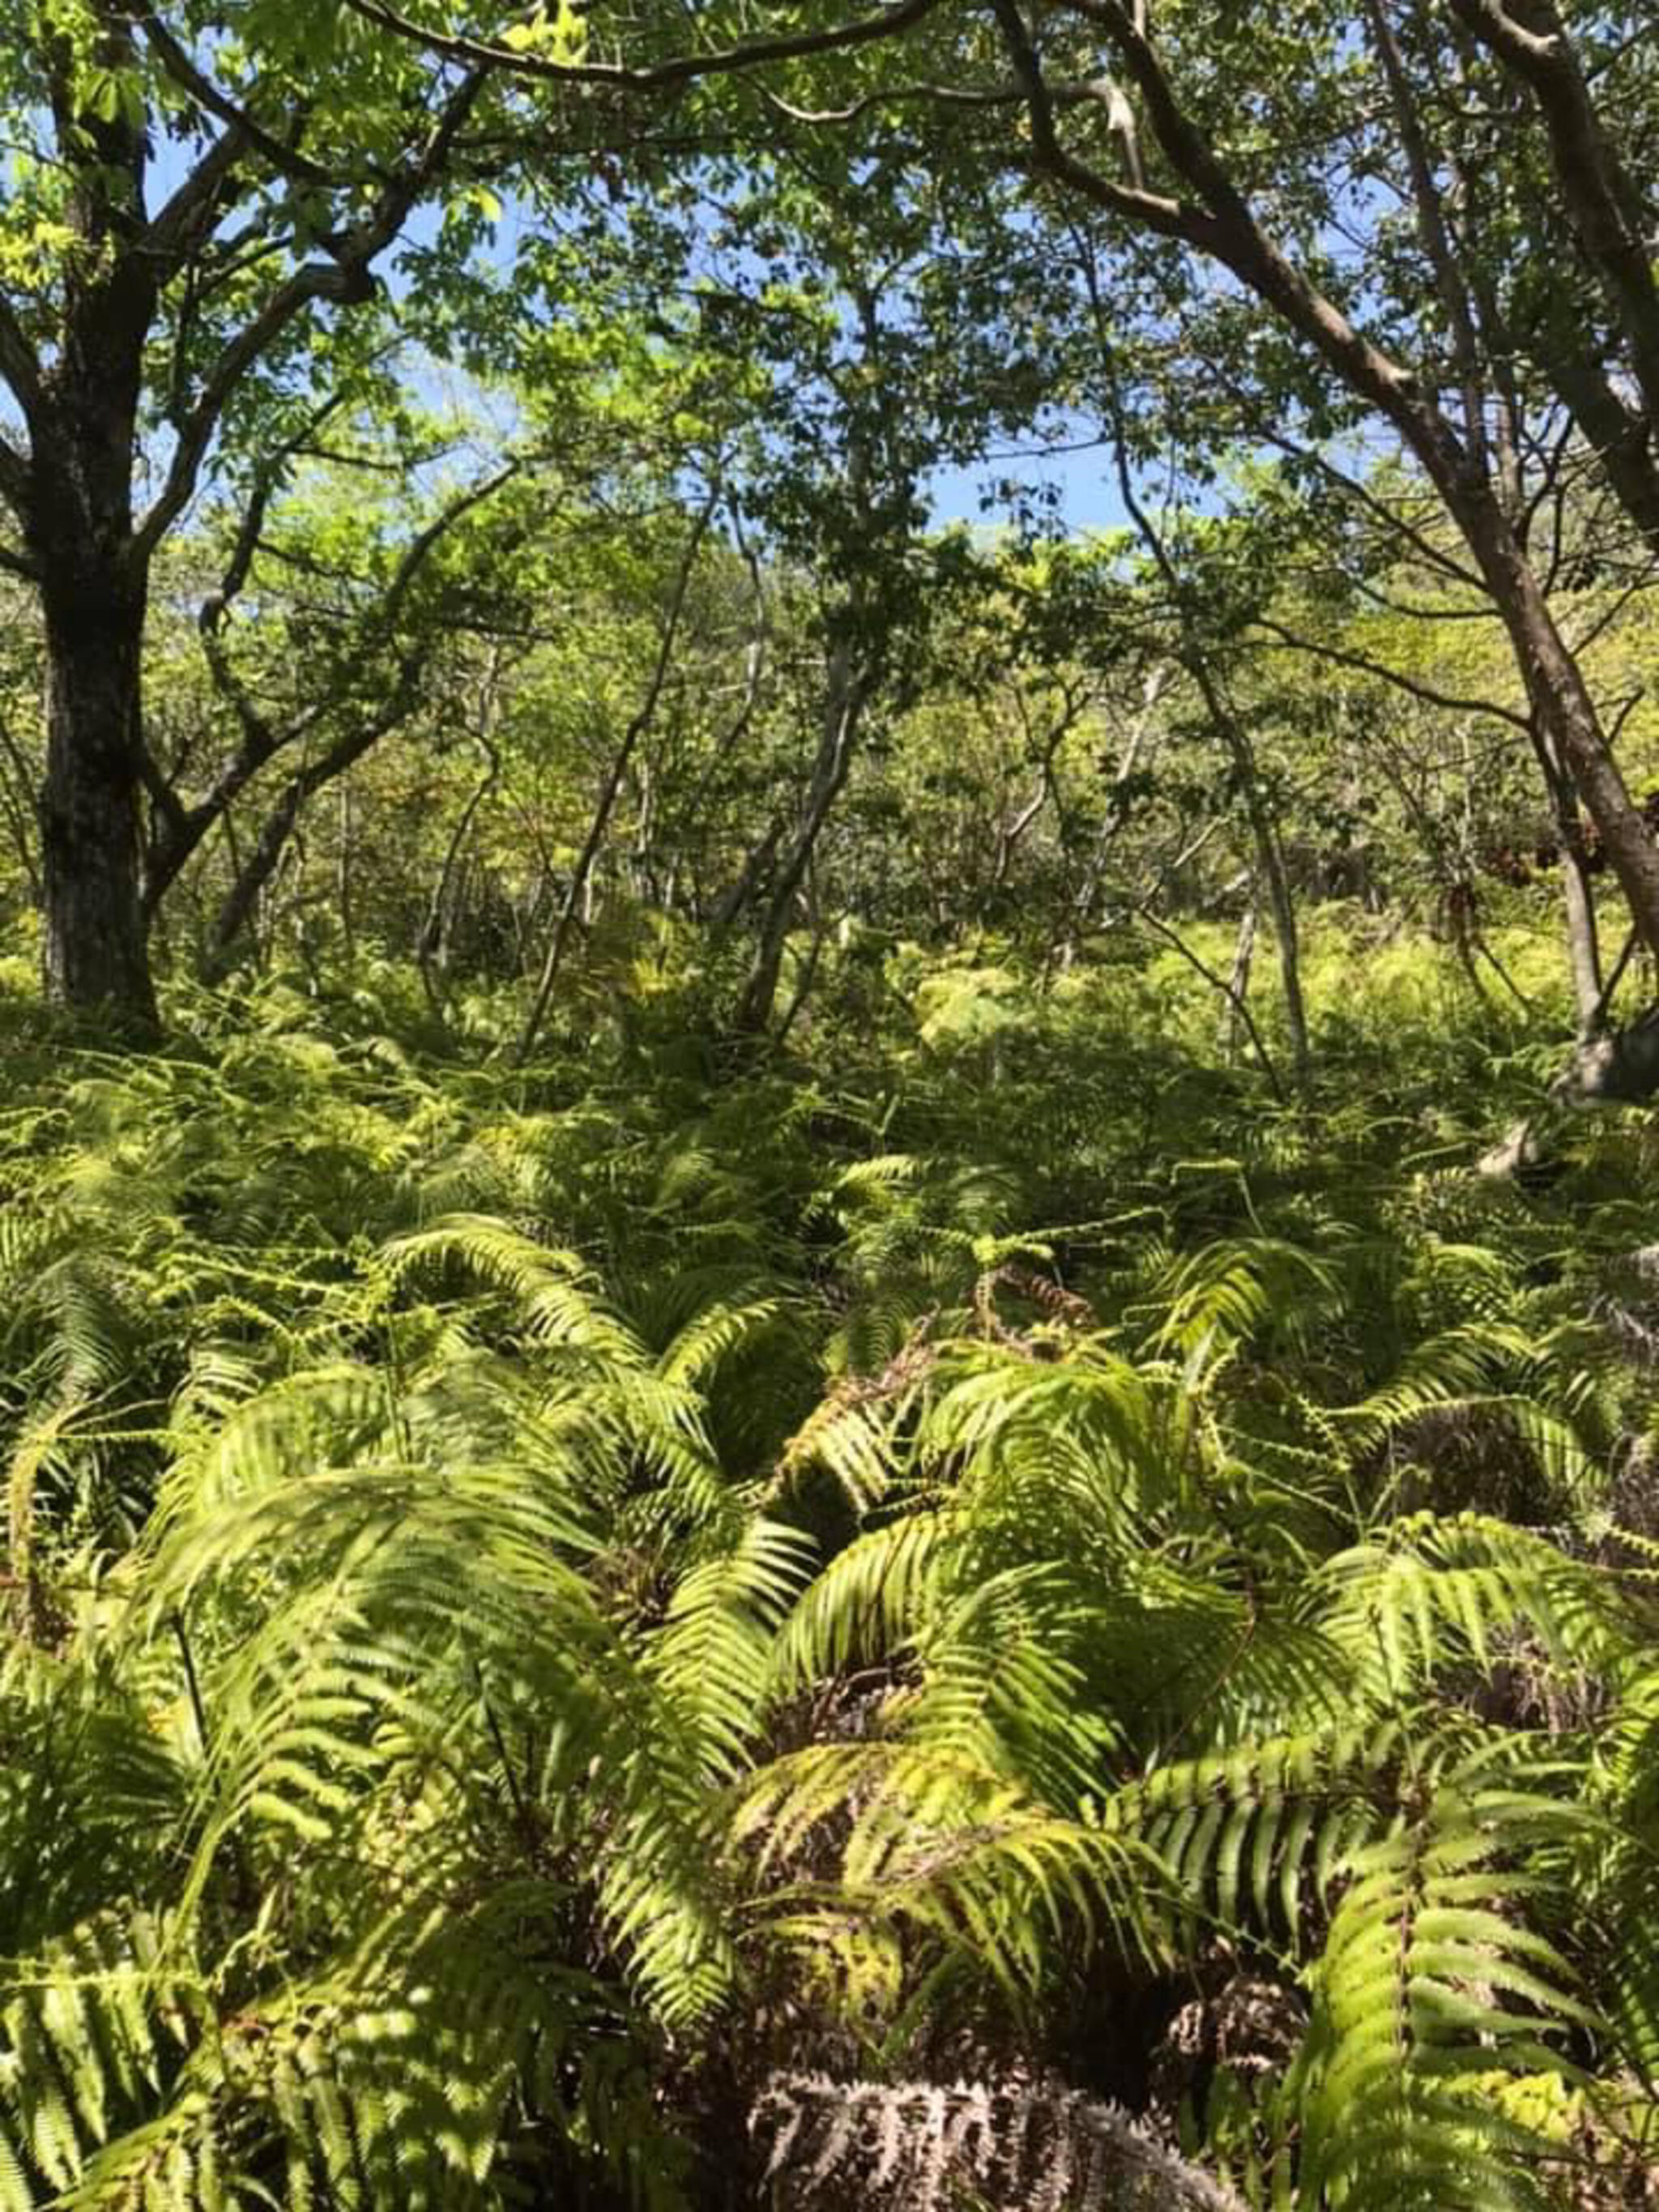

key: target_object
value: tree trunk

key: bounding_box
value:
[420,739,500,1018]
[24,6,164,1030]
[1458,497,1659,960]
[1222,897,1257,1060]
[38,570,156,1027]
[1534,734,1604,1035]
[336,778,356,968]
[738,637,868,1034]
[211,782,302,967]
[1000,0,1659,1130]
[1239,765,1311,1089]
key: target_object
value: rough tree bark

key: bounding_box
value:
[37,567,156,1025]
[25,10,159,1027]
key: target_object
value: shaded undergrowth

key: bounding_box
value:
[2,931,1657,2210]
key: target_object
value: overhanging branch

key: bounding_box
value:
[341,0,942,90]
[1250,614,1533,731]
[135,6,353,194]
[129,74,489,569]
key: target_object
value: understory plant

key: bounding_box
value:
[1,949,1657,2209]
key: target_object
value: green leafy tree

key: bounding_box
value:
[859,0,1659,1090]
[0,0,931,1026]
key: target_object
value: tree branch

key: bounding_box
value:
[1361,0,1490,470]
[139,116,251,270]
[1249,613,1533,730]
[762,77,1022,126]
[130,266,369,567]
[134,6,350,194]
[1135,906,1286,1104]
[0,302,44,442]
[341,0,942,89]
[203,392,359,633]
[989,0,1210,238]
[517,493,716,1062]
[1449,0,1659,426]
[1148,295,1486,588]
[1546,335,1659,556]
[128,73,489,569]
[0,516,37,578]
[147,450,516,908]
[1014,0,1474,489]
[380,460,519,632]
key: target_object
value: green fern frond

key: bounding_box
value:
[770,1512,954,1694]
[1297,1779,1593,2211]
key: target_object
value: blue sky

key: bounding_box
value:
[927,437,1129,533]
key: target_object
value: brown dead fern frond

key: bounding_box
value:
[750,2070,1246,2211]
[973,1266,1094,1353]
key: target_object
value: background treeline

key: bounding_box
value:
[5,384,1655,1076]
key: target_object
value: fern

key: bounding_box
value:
[4,964,1659,2206]
[1296,1779,1593,2210]
[750,2071,1246,2210]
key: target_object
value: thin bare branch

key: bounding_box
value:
[1250,614,1533,730]
[341,0,941,90]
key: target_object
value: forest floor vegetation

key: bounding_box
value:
[2,914,1657,2210]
